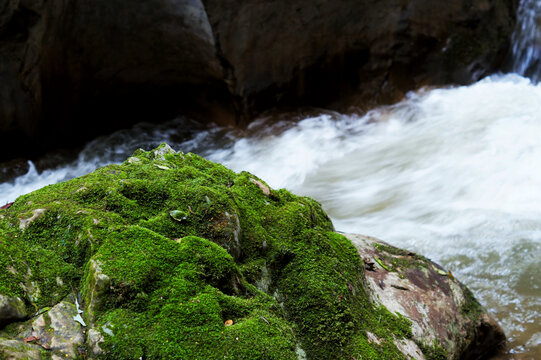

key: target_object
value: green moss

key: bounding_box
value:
[95,235,296,359]
[374,243,430,273]
[460,287,484,320]
[417,339,448,360]
[0,220,77,309]
[0,144,413,359]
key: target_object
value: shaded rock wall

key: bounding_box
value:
[204,0,517,113]
[0,0,517,160]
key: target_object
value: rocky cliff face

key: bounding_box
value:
[204,0,517,113]
[0,0,517,160]
[0,145,506,359]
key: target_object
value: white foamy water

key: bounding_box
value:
[0,118,209,205]
[1,74,540,356]
[205,74,541,356]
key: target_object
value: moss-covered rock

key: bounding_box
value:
[349,234,507,360]
[0,144,501,359]
[0,337,45,359]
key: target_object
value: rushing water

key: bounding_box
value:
[1,74,540,357]
[206,75,541,358]
[510,0,541,80]
[2,0,541,355]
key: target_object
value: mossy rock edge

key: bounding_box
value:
[0,143,478,359]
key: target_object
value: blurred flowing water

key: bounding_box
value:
[204,75,541,358]
[1,74,540,356]
[2,0,541,356]
[510,0,541,81]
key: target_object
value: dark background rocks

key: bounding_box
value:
[0,0,517,162]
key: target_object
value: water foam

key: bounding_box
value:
[1,74,540,355]
[204,74,541,355]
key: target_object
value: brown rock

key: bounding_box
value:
[0,0,518,161]
[346,233,506,360]
[204,0,518,115]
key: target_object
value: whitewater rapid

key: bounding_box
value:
[1,74,540,356]
[207,75,541,355]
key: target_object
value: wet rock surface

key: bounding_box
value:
[0,337,43,360]
[34,301,84,358]
[0,0,517,161]
[348,233,507,360]
[204,0,517,113]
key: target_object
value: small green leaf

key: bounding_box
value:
[435,267,448,276]
[375,257,390,271]
[170,210,188,222]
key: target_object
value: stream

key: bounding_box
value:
[2,0,541,357]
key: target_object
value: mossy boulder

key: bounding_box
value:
[0,144,502,359]
[349,234,507,360]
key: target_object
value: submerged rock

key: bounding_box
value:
[0,144,505,359]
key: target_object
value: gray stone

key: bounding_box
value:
[19,209,46,229]
[0,337,43,360]
[86,328,104,357]
[31,301,84,359]
[0,295,27,327]
[151,144,176,161]
[85,259,110,322]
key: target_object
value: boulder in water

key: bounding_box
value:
[0,144,506,359]
[348,234,507,360]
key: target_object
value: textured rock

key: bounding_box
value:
[86,328,104,357]
[203,0,518,114]
[0,337,43,360]
[0,0,517,161]
[0,301,84,359]
[0,0,234,161]
[18,208,46,229]
[85,259,110,322]
[0,0,44,161]
[31,301,84,358]
[0,295,27,327]
[348,233,507,360]
[0,145,507,359]
[39,0,234,150]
